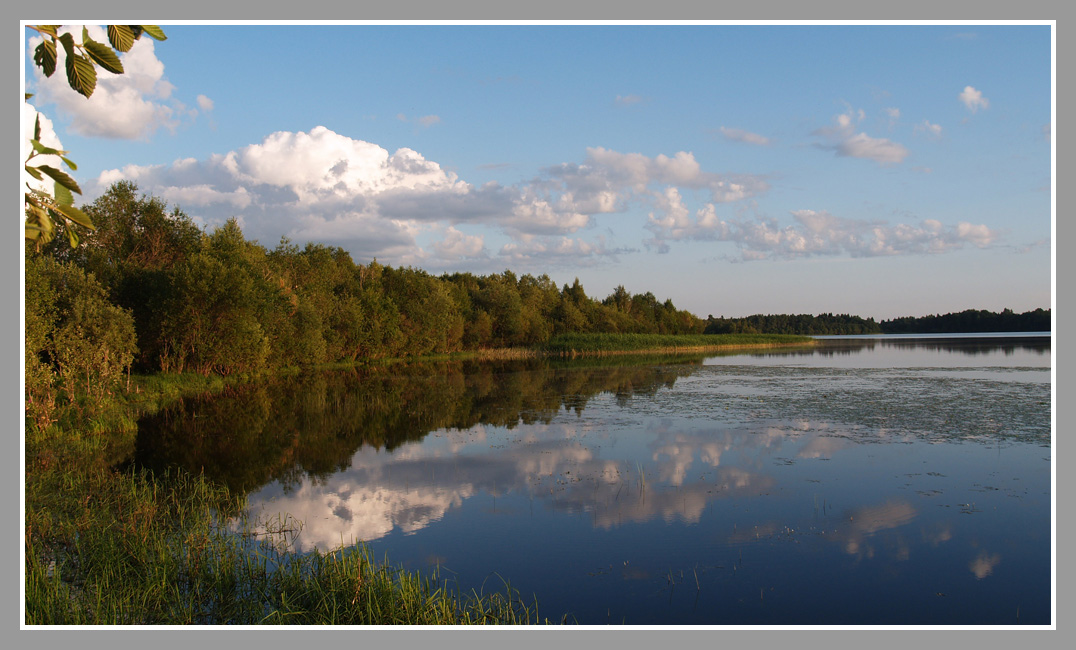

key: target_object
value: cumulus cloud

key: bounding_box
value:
[814,108,909,165]
[959,85,989,112]
[90,120,997,268]
[196,94,214,111]
[96,127,760,267]
[431,226,488,260]
[544,147,769,207]
[645,205,1000,260]
[27,25,184,140]
[719,126,771,146]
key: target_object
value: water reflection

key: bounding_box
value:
[130,340,1051,625]
[132,360,700,494]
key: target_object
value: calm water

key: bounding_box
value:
[133,335,1053,625]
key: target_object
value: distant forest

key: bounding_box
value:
[879,308,1051,334]
[705,308,1050,336]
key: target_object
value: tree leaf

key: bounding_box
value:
[54,182,75,207]
[34,25,59,37]
[33,39,57,77]
[140,25,167,41]
[65,52,97,97]
[31,140,70,158]
[25,165,44,181]
[66,223,81,248]
[58,32,75,57]
[36,165,83,195]
[85,39,124,75]
[53,203,96,230]
[107,25,136,52]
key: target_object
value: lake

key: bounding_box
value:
[133,334,1053,626]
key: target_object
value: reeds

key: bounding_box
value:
[25,466,540,625]
[540,333,815,356]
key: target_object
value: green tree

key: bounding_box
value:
[25,254,137,415]
[159,220,285,376]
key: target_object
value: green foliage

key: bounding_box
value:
[28,25,167,98]
[162,250,272,376]
[23,113,94,248]
[25,25,167,248]
[25,254,137,420]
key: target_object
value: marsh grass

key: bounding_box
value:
[25,464,541,625]
[541,333,815,356]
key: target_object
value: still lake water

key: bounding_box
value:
[134,335,1053,625]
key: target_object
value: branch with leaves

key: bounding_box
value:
[24,24,167,249]
[23,111,94,247]
[29,25,167,98]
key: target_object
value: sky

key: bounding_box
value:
[22,22,1054,321]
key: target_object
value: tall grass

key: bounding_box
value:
[25,466,541,625]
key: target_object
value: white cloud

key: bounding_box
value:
[196,94,214,111]
[615,94,643,105]
[915,119,943,137]
[90,126,639,267]
[645,205,1000,260]
[815,108,909,165]
[959,85,990,112]
[719,127,771,146]
[499,235,612,266]
[89,126,774,268]
[885,107,901,120]
[431,226,487,260]
[28,25,183,140]
[547,147,769,206]
[837,133,909,164]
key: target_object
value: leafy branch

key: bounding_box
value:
[24,24,167,249]
[29,25,166,98]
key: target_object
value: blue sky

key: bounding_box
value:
[23,23,1053,320]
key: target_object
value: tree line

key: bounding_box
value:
[879,308,1051,334]
[703,308,1050,337]
[704,313,883,335]
[25,181,705,424]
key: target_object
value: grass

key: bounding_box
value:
[25,366,547,625]
[25,464,542,625]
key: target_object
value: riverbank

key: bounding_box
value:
[24,333,808,625]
